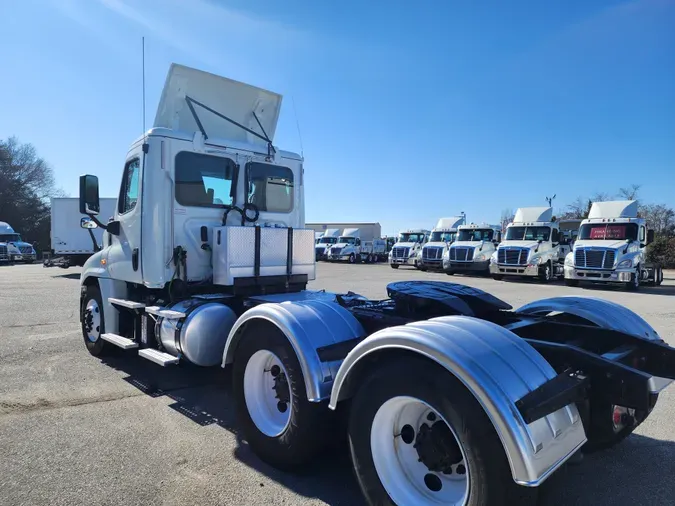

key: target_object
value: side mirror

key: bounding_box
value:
[647,229,655,245]
[79,174,101,215]
[80,217,98,229]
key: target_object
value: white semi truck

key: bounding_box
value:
[489,207,563,282]
[326,227,385,264]
[44,197,118,268]
[418,217,464,271]
[0,221,36,263]
[74,63,675,506]
[389,228,430,269]
[444,223,502,276]
[564,200,662,290]
[314,228,340,261]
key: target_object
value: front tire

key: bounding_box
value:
[492,274,503,281]
[390,264,399,269]
[349,253,356,264]
[538,261,553,283]
[625,267,640,291]
[81,284,111,357]
[348,358,536,506]
[565,278,579,287]
[232,327,333,470]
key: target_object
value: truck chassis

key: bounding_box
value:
[80,278,675,506]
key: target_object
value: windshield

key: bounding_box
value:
[319,237,337,244]
[457,229,494,242]
[0,234,21,242]
[398,233,426,243]
[338,236,356,245]
[505,226,551,241]
[578,223,638,241]
[429,231,456,242]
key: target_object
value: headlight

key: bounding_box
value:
[529,256,542,265]
[618,259,633,269]
[474,253,487,261]
[490,252,498,264]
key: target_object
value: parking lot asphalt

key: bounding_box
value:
[1,262,674,506]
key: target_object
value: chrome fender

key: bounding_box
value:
[516,296,661,341]
[328,315,586,487]
[222,300,364,402]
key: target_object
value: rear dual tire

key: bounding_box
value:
[348,357,536,506]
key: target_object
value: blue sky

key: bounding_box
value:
[1,0,673,235]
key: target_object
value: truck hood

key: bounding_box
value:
[15,241,34,250]
[451,241,490,249]
[394,242,419,249]
[574,240,628,250]
[154,63,282,148]
[498,241,538,250]
[331,242,353,249]
[424,242,450,249]
[0,242,22,254]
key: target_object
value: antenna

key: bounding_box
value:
[546,194,557,207]
[142,36,146,135]
[292,96,304,158]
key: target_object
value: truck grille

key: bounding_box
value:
[392,246,409,259]
[19,246,33,254]
[497,248,528,265]
[575,248,615,269]
[0,245,7,260]
[422,246,443,260]
[450,247,474,262]
[330,247,342,255]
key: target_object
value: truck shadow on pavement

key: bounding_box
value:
[99,352,364,505]
[98,351,675,506]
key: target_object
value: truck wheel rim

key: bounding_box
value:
[371,396,470,505]
[84,299,101,342]
[243,350,291,437]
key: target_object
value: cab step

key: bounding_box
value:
[144,306,186,319]
[138,348,180,366]
[108,298,146,310]
[101,333,139,349]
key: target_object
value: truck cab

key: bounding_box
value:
[419,217,464,271]
[0,221,36,263]
[489,207,562,282]
[564,200,661,290]
[315,228,340,261]
[444,223,501,275]
[389,228,430,269]
[327,228,362,263]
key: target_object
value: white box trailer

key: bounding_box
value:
[46,197,117,267]
[306,222,381,242]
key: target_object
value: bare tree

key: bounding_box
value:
[500,208,514,233]
[641,203,675,236]
[559,197,587,219]
[590,191,612,203]
[618,184,641,202]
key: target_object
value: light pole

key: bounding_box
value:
[460,211,466,225]
[545,194,556,208]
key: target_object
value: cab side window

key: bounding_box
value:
[552,229,560,243]
[119,158,140,214]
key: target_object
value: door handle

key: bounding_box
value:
[132,248,139,271]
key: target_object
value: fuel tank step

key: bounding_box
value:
[108,298,146,310]
[138,348,180,366]
[101,333,139,349]
[144,306,186,319]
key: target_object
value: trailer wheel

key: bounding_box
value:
[349,358,536,506]
[81,284,111,357]
[584,399,657,453]
[232,328,332,470]
[391,264,399,269]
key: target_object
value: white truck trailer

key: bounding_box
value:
[314,228,340,261]
[489,207,563,282]
[0,221,36,263]
[326,227,385,263]
[419,217,464,271]
[45,197,117,268]
[73,63,675,506]
[389,228,430,269]
[444,223,502,276]
[564,200,662,290]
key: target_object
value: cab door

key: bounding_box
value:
[107,148,144,283]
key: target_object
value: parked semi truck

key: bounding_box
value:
[0,221,36,263]
[74,64,675,506]
[326,227,385,263]
[314,228,340,261]
[489,207,564,282]
[444,223,502,276]
[389,228,430,269]
[44,197,117,268]
[564,200,662,290]
[419,217,464,271]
